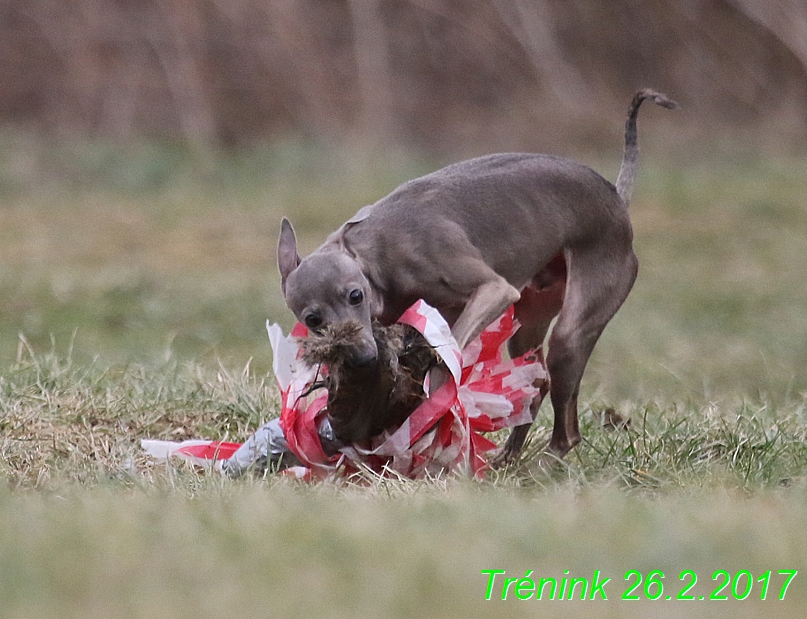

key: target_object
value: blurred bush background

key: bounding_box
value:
[1,0,805,155]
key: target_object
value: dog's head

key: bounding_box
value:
[277,218,378,367]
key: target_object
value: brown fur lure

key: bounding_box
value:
[298,321,439,445]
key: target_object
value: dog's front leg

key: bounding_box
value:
[451,277,521,350]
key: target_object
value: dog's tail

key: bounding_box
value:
[615,89,677,207]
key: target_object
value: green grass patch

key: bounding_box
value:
[1,141,806,617]
[0,482,806,618]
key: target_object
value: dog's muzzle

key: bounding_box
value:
[347,337,379,368]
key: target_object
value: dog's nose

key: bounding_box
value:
[350,351,378,368]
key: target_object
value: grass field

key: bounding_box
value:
[0,137,806,618]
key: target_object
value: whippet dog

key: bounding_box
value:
[278,89,676,462]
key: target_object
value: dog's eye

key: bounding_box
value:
[348,289,364,305]
[304,314,323,330]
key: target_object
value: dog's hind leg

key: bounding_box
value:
[543,247,638,460]
[492,255,566,466]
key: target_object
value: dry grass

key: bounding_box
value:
[2,342,806,493]
[0,343,275,490]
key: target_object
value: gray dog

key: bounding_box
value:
[278,89,676,463]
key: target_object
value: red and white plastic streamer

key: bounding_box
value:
[273,299,547,479]
[140,439,242,469]
[143,300,547,479]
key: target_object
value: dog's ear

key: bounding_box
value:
[278,218,301,294]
